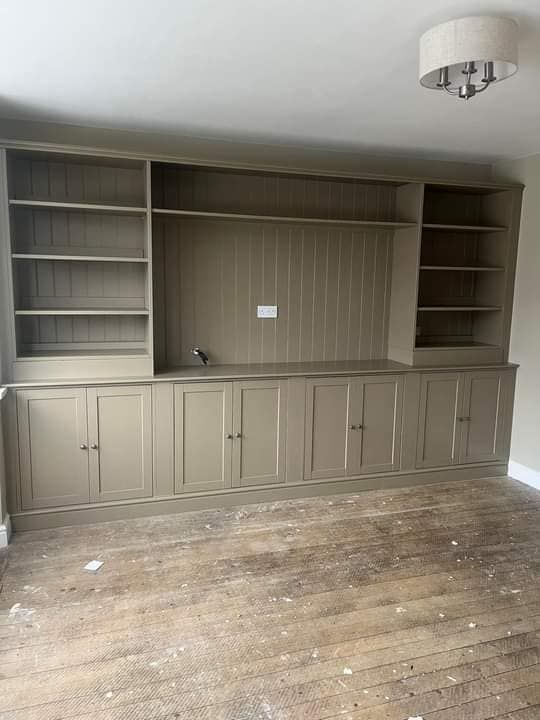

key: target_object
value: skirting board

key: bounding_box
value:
[0,513,11,547]
[508,460,540,491]
[11,464,507,532]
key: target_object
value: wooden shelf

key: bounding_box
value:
[422,223,507,233]
[12,253,148,263]
[15,308,149,316]
[415,341,499,350]
[17,349,150,360]
[417,306,502,312]
[9,199,148,215]
[153,208,416,230]
[420,264,504,272]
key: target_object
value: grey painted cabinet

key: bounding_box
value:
[304,378,355,480]
[174,382,233,493]
[173,379,287,491]
[87,385,153,502]
[16,384,153,509]
[304,375,404,480]
[416,369,512,469]
[416,373,462,468]
[17,387,90,509]
[232,380,288,487]
[458,370,511,464]
[357,376,404,474]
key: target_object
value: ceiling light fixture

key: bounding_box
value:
[419,16,518,100]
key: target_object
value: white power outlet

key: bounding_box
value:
[257,305,278,319]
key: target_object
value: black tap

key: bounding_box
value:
[191,347,209,365]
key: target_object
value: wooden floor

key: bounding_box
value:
[1,477,540,720]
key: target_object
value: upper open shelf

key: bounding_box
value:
[151,163,419,228]
[10,199,147,215]
[7,151,146,208]
[12,253,149,263]
[152,208,416,230]
[422,223,507,233]
[420,264,504,272]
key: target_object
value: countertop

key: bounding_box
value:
[2,359,518,389]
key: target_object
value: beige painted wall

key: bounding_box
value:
[494,154,540,473]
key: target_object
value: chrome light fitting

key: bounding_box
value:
[419,16,518,100]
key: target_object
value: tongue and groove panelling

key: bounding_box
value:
[153,218,392,367]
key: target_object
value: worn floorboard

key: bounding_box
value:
[1,476,539,720]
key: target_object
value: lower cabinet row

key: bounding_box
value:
[12,368,514,511]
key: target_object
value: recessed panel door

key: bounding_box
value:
[232,380,287,487]
[17,387,89,509]
[416,373,462,468]
[174,382,233,493]
[357,375,404,474]
[304,378,355,480]
[87,385,152,502]
[459,370,507,464]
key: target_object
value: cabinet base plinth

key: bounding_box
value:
[10,463,507,532]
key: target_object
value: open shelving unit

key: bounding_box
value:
[412,183,520,363]
[0,148,521,381]
[4,150,154,378]
[150,162,421,370]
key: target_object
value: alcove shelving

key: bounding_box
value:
[413,184,518,361]
[4,150,153,378]
[0,148,521,381]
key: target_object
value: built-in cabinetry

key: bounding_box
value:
[5,365,516,529]
[174,378,287,492]
[389,184,521,366]
[16,384,152,509]
[1,150,153,381]
[304,375,403,480]
[0,144,523,531]
[0,148,522,383]
[416,368,512,468]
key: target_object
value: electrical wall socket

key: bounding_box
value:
[257,305,278,318]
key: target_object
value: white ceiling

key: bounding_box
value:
[1,0,540,163]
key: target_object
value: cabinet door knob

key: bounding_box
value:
[225,433,233,439]
[80,443,88,450]
[349,424,356,430]
[235,432,242,438]
[90,443,98,450]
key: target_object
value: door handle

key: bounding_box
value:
[234,432,242,438]
[225,433,233,439]
[80,443,88,450]
[90,443,99,450]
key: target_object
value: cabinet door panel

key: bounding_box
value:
[88,385,152,502]
[174,382,233,493]
[232,380,287,487]
[304,378,354,480]
[416,373,462,468]
[459,370,507,464]
[17,388,89,509]
[358,375,403,474]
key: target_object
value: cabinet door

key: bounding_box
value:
[17,388,89,509]
[232,380,287,487]
[416,373,462,468]
[356,375,404,475]
[174,382,233,493]
[458,370,509,464]
[87,385,152,502]
[304,378,355,480]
